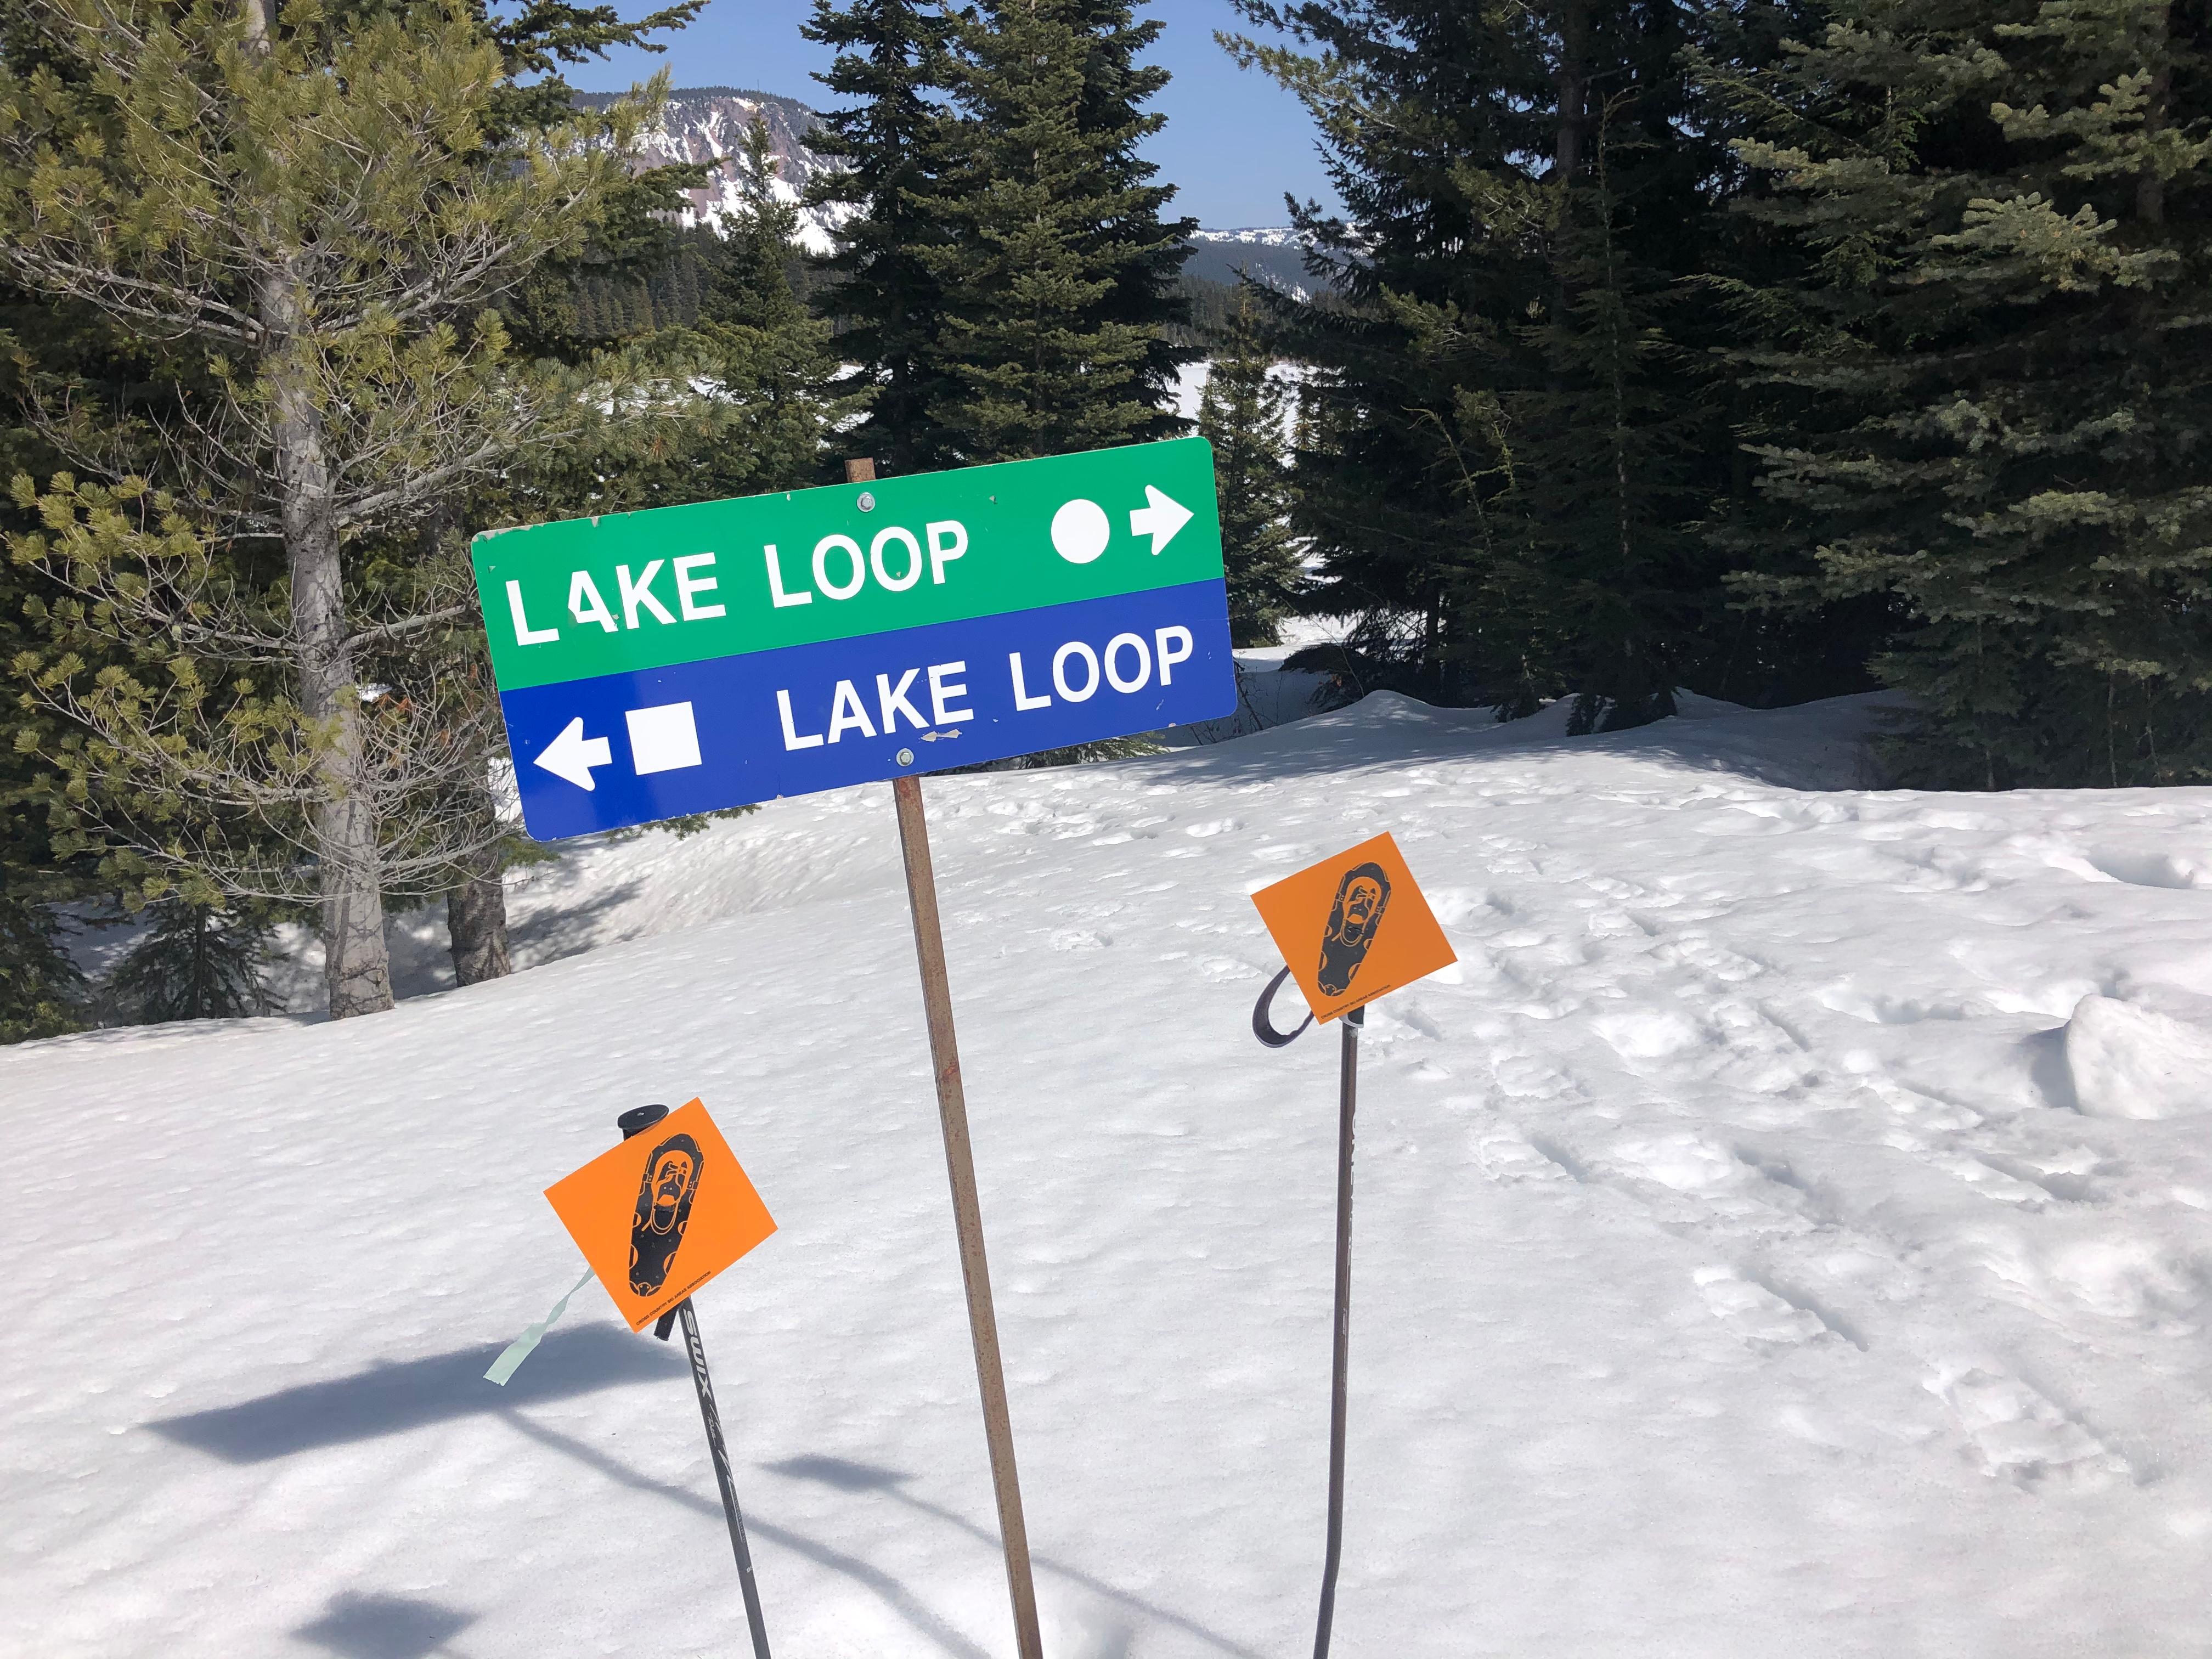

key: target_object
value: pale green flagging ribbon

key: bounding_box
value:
[484,1266,596,1386]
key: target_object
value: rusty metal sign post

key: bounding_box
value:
[854,458,1046,1659]
[474,441,1238,1659]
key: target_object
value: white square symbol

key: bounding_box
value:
[625,701,703,775]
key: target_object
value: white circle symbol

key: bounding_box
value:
[1050,498,1111,564]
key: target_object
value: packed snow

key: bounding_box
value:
[7,689,2211,1657]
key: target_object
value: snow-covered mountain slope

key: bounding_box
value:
[580,86,841,251]
[1182,227,1322,295]
[600,85,1318,284]
[9,692,2212,1656]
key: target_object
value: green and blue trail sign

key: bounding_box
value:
[472,438,1236,839]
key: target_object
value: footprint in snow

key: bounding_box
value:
[1694,1266,1833,1352]
[1592,1007,1707,1060]
[2083,848,2212,891]
[1471,1125,1576,1184]
[1926,1365,2126,1487]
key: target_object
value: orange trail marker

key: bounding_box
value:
[1249,833,1455,1659]
[547,1101,779,1659]
[1250,831,1457,1027]
[544,1097,776,1333]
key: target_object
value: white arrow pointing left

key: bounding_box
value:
[1129,484,1195,555]
[535,716,613,792]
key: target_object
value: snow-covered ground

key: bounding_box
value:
[8,691,2212,1657]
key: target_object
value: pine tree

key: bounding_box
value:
[1705,0,2212,786]
[0,0,667,1016]
[510,122,862,521]
[1199,295,1302,645]
[0,452,87,1047]
[2,279,95,1045]
[1228,0,1745,722]
[0,885,84,1042]
[804,0,961,474]
[100,899,275,1023]
[691,122,864,493]
[921,0,1195,464]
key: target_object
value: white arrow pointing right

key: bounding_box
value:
[1129,484,1195,556]
[535,716,613,792]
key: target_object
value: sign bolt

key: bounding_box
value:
[896,747,915,766]
[856,490,876,512]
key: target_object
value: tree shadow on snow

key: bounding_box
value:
[149,1324,682,1462]
[763,1455,1256,1659]
[1132,690,1893,794]
[294,1592,476,1659]
[502,874,646,972]
[499,1413,996,1659]
[481,1426,1233,1659]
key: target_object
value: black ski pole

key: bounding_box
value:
[617,1105,772,1659]
[1250,974,1363,1659]
[1313,1004,1360,1659]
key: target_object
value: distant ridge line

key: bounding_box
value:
[573,85,819,122]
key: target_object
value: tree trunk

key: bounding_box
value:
[242,3,391,1020]
[2138,32,2170,226]
[1553,0,1590,184]
[447,838,512,986]
[265,270,394,1019]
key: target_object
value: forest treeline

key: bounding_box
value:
[1227,0,2212,788]
[1,0,2204,1040]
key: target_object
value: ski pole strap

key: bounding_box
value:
[1253,964,1315,1048]
[484,1266,596,1386]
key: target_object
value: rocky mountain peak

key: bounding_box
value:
[576,86,840,251]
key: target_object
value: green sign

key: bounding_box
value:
[474,438,1224,691]
[473,438,1238,840]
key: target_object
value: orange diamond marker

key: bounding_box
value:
[1250,832,1457,1023]
[544,1098,776,1332]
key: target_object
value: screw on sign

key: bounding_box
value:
[1249,833,1458,1659]
[469,441,1237,1659]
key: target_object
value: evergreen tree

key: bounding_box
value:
[1198,295,1302,644]
[0,0,667,1017]
[804,0,961,475]
[0,884,84,1042]
[809,0,1194,472]
[0,427,88,1047]
[1704,0,2212,786]
[2,283,91,1045]
[100,900,275,1023]
[508,122,862,521]
[692,121,864,492]
[1173,273,1242,345]
[1228,0,1745,723]
[921,0,1195,463]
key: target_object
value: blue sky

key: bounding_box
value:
[561,0,1341,228]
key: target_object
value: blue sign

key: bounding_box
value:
[502,581,1237,840]
[475,441,1239,840]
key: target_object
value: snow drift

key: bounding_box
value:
[2066,994,2212,1120]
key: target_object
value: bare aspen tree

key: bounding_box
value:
[0,0,658,1014]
